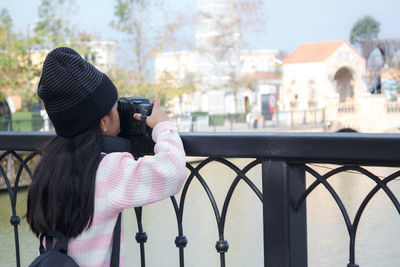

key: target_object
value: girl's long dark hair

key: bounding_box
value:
[27,124,102,238]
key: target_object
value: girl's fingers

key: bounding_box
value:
[133,113,141,121]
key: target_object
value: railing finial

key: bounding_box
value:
[215,240,229,253]
[175,236,188,248]
[10,215,21,226]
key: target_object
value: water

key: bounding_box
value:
[1,159,400,266]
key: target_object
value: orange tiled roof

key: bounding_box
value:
[283,40,361,64]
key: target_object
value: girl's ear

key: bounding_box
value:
[99,115,109,134]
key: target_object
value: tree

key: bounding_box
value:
[0,8,40,109]
[110,0,195,104]
[153,70,197,108]
[110,0,155,85]
[152,10,196,110]
[34,0,98,53]
[34,0,79,48]
[350,15,380,46]
[196,0,267,113]
[34,0,104,81]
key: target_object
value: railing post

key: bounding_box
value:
[314,109,317,124]
[213,115,217,132]
[262,160,307,267]
[290,110,294,128]
[229,114,233,131]
[276,111,280,127]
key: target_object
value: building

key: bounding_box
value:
[79,41,116,73]
[155,51,197,115]
[241,50,282,123]
[155,51,196,84]
[282,40,367,111]
[281,40,400,133]
[154,49,282,116]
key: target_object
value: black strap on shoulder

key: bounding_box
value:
[101,135,131,153]
[38,214,122,266]
[110,212,122,267]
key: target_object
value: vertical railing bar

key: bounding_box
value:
[348,227,357,267]
[179,247,184,267]
[262,160,307,267]
[220,253,226,267]
[0,161,21,267]
[12,222,21,267]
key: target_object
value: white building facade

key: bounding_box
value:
[282,40,367,111]
[81,41,116,73]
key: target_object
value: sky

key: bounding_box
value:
[2,0,400,54]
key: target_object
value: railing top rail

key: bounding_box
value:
[1,131,400,166]
[181,132,400,165]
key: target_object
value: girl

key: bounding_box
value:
[26,47,187,266]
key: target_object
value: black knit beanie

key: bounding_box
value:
[38,47,118,138]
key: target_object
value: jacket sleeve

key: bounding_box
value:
[95,121,187,212]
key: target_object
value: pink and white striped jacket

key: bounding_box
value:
[67,121,187,267]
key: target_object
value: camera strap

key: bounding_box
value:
[140,109,150,138]
[101,135,131,153]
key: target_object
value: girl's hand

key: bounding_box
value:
[133,99,169,129]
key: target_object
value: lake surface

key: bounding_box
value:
[1,159,400,266]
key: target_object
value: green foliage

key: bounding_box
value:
[12,111,34,120]
[110,0,153,82]
[0,8,12,30]
[0,92,5,102]
[350,15,380,45]
[0,2,99,111]
[209,114,225,126]
[191,111,208,116]
[107,67,152,97]
[0,8,40,108]
[233,113,246,122]
[34,0,97,53]
[111,0,150,34]
[153,71,196,105]
[107,66,196,108]
[34,0,79,48]
[110,0,195,106]
[11,112,43,131]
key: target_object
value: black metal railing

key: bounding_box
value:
[1,131,400,267]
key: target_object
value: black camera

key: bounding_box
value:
[117,97,154,158]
